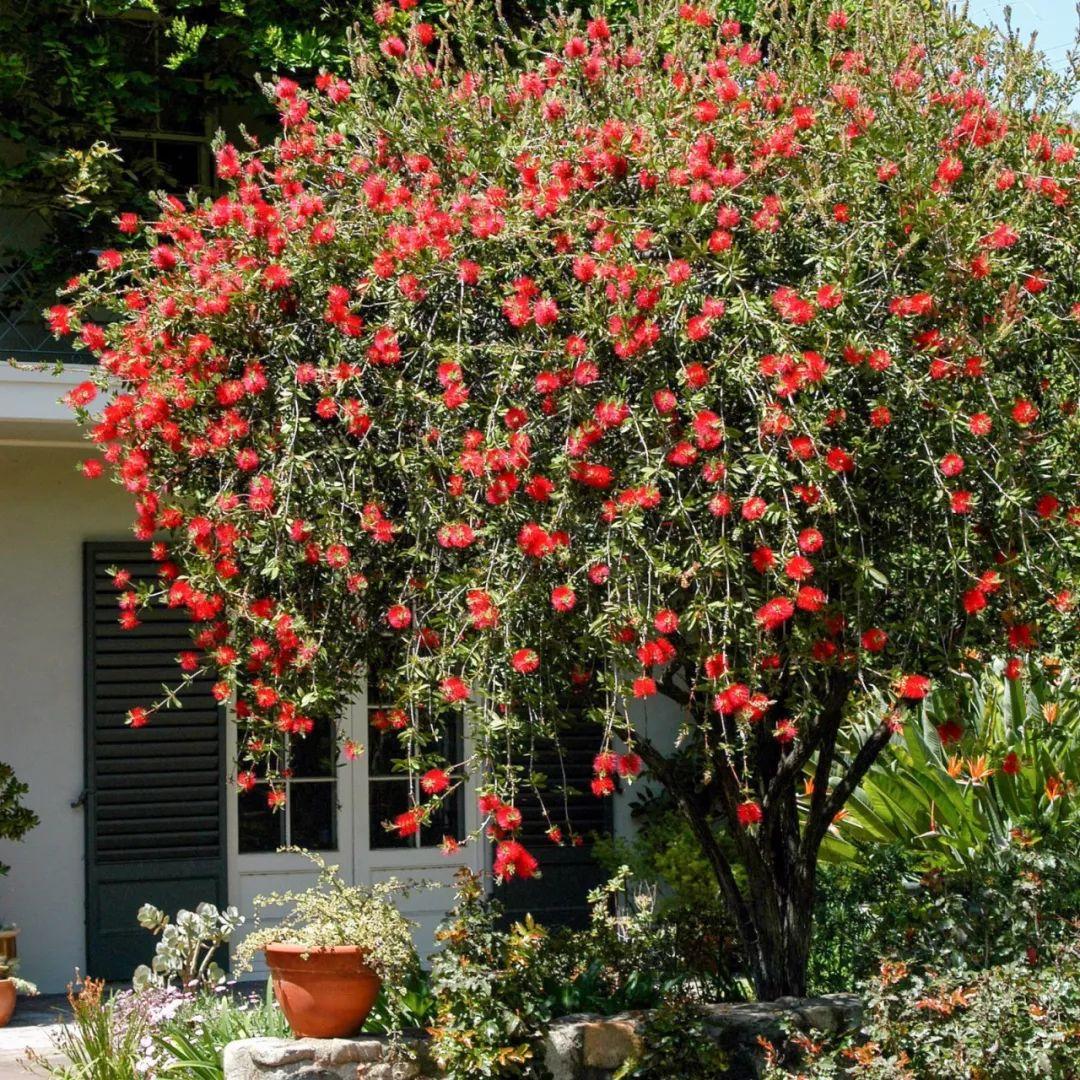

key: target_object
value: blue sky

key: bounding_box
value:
[975,0,1078,69]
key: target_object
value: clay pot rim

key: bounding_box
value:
[262,943,371,957]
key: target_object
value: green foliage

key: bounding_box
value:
[150,984,291,1080]
[0,761,38,882]
[36,978,290,1080]
[34,979,151,1080]
[362,968,437,1034]
[593,797,746,995]
[428,870,562,1079]
[233,848,418,983]
[763,939,1080,1079]
[809,847,915,994]
[56,0,1080,998]
[614,1000,729,1080]
[828,666,1080,868]
[133,901,245,992]
[0,0,667,319]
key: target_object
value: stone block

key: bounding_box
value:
[580,1016,642,1070]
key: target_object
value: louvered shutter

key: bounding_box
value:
[495,711,613,928]
[84,542,227,980]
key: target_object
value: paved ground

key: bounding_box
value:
[0,995,71,1078]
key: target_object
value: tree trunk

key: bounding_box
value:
[740,858,816,1000]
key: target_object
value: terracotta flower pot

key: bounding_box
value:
[263,944,382,1038]
[0,979,15,1028]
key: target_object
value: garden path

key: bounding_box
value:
[0,995,70,1078]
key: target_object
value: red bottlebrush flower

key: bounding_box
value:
[795,586,826,612]
[64,380,98,409]
[969,412,992,436]
[1036,494,1060,518]
[496,804,523,831]
[440,676,470,702]
[898,674,931,700]
[825,447,854,473]
[784,555,814,581]
[551,585,577,612]
[1012,398,1039,426]
[570,462,614,489]
[149,245,178,271]
[591,776,615,797]
[518,522,555,558]
[493,840,538,881]
[618,753,642,778]
[939,453,965,477]
[117,212,139,234]
[438,522,477,549]
[511,648,540,674]
[937,720,964,746]
[1004,656,1024,680]
[394,808,423,837]
[962,588,987,614]
[1002,751,1022,776]
[593,750,618,778]
[325,543,351,568]
[816,284,843,309]
[421,768,451,795]
[826,10,848,30]
[751,546,776,573]
[774,718,798,743]
[47,305,72,335]
[951,490,974,514]
[798,528,824,554]
[737,800,763,827]
[236,771,257,793]
[632,676,657,698]
[386,604,412,629]
[80,458,104,479]
[127,706,150,728]
[755,596,795,631]
[742,496,768,521]
[653,608,679,633]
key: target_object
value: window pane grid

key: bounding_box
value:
[366,699,463,850]
[238,726,339,854]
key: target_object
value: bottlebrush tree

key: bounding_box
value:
[54,0,1080,997]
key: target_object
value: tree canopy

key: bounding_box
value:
[55,0,1080,996]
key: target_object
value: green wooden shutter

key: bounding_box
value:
[495,716,613,928]
[84,542,227,980]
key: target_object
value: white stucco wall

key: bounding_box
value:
[0,442,131,992]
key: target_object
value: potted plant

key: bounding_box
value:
[235,850,417,1038]
[0,762,38,1027]
[0,955,37,1027]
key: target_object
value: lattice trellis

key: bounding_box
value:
[0,254,84,364]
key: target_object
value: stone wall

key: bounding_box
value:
[224,994,862,1080]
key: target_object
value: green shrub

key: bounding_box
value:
[614,1000,729,1080]
[428,871,562,1079]
[0,761,38,882]
[763,939,1080,1079]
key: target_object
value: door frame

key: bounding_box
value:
[225,674,486,968]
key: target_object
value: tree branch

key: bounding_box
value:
[805,718,895,856]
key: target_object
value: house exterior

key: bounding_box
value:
[0,361,681,994]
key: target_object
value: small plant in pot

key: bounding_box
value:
[234,849,417,1038]
[0,955,37,1028]
[0,761,39,1027]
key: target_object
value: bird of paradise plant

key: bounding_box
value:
[823,661,1080,869]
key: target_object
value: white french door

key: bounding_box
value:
[226,675,483,975]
